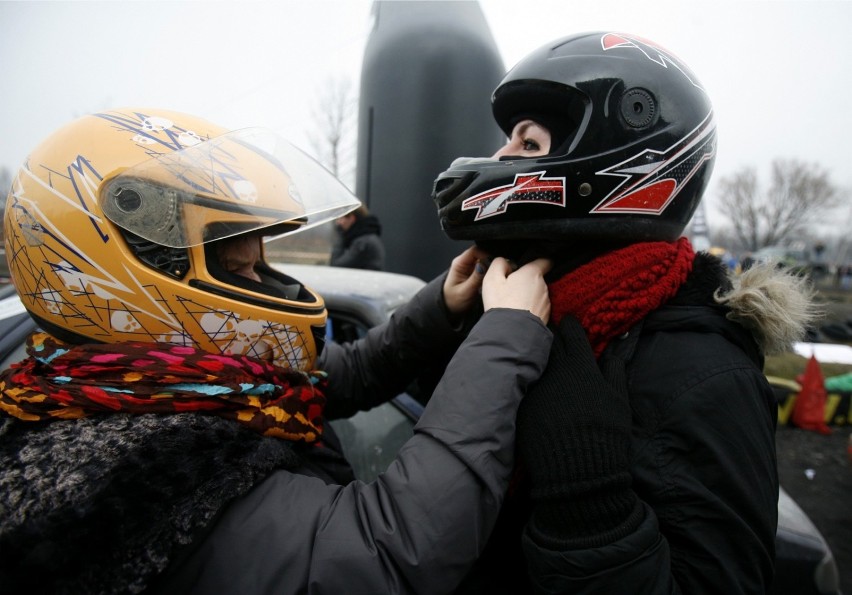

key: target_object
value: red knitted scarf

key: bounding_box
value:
[548,238,695,357]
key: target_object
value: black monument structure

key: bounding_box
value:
[355,0,505,280]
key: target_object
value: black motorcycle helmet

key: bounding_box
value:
[433,31,716,245]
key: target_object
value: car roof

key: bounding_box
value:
[272,263,426,324]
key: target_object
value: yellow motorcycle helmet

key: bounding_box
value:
[4,108,360,371]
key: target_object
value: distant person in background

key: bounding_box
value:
[330,204,385,270]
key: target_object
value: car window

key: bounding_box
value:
[329,404,413,483]
[323,311,420,482]
[326,313,369,344]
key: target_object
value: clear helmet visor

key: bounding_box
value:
[100,127,360,248]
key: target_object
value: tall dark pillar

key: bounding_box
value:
[356,0,504,280]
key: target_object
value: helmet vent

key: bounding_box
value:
[121,229,190,279]
[620,88,656,128]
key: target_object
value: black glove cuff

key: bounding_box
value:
[528,494,644,550]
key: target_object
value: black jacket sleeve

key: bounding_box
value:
[156,308,552,595]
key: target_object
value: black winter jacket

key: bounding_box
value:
[458,255,799,595]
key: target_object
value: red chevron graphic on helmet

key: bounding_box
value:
[597,179,678,212]
[592,113,716,215]
[461,171,566,221]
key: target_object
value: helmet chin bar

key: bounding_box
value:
[27,311,102,347]
[446,215,688,244]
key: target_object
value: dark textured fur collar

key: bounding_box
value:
[668,251,732,307]
[0,413,302,594]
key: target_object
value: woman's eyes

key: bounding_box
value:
[521,139,541,151]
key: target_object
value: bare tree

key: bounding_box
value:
[716,159,844,251]
[307,75,357,189]
[267,76,358,265]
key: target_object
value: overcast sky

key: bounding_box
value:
[2,0,850,229]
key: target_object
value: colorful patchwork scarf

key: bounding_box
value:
[0,333,326,442]
[548,237,695,357]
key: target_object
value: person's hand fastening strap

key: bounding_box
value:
[517,316,644,550]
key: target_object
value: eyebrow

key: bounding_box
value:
[514,119,546,137]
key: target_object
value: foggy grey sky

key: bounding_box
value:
[2,0,850,228]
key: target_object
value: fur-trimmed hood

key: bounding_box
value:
[715,262,819,356]
[669,252,819,356]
